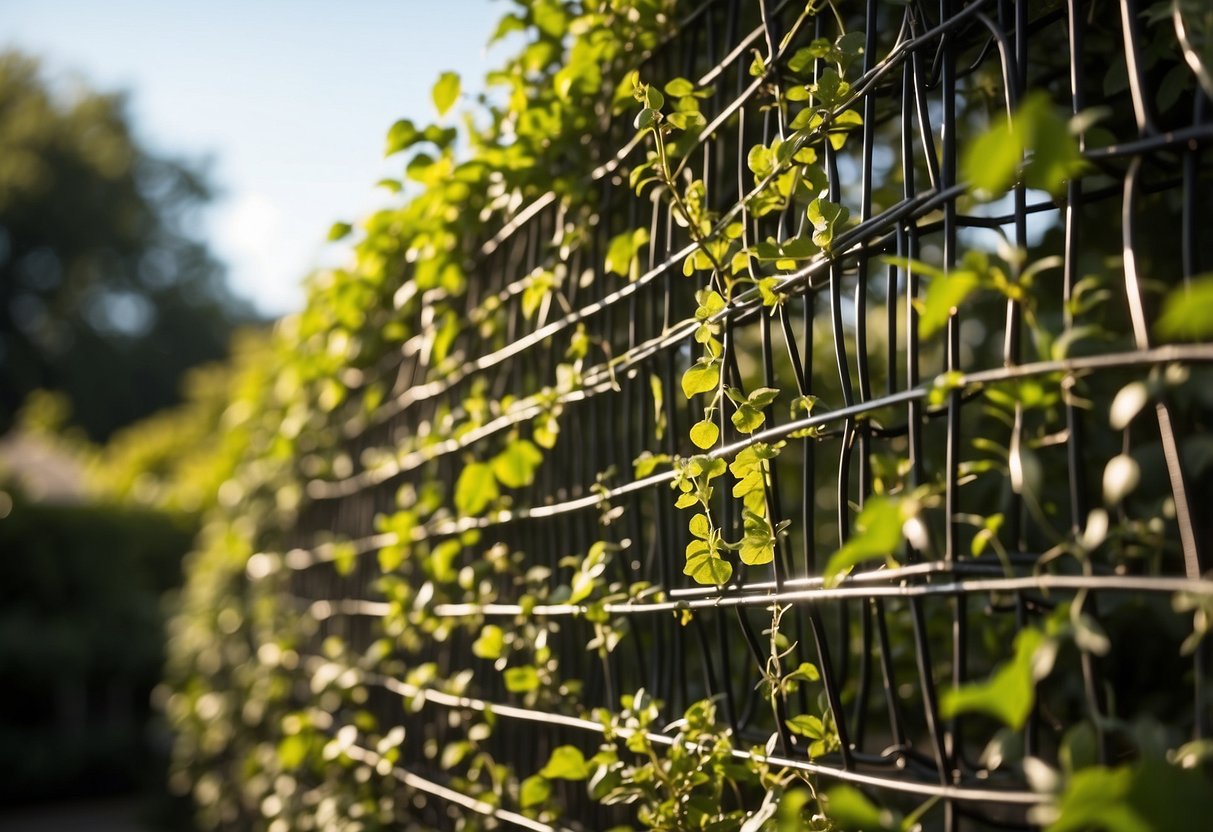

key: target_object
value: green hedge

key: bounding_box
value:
[0,496,194,803]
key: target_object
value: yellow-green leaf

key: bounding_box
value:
[681,359,720,398]
[822,497,905,585]
[540,746,590,780]
[520,774,551,807]
[916,271,979,338]
[690,419,719,448]
[684,552,732,585]
[940,628,1046,729]
[455,461,498,515]
[731,403,764,433]
[492,439,543,489]
[1156,275,1213,341]
[432,71,461,116]
[504,665,539,693]
[472,625,505,660]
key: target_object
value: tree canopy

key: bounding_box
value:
[0,51,254,440]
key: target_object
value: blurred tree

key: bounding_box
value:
[0,51,254,440]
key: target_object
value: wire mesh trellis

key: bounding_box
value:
[268,0,1213,829]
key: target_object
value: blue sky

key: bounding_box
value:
[0,0,502,315]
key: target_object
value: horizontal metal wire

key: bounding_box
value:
[278,1,1213,828]
[296,655,1044,807]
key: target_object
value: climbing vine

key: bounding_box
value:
[166,1,1213,830]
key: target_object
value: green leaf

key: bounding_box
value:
[491,439,543,489]
[962,91,1086,199]
[822,497,905,585]
[1156,275,1213,341]
[731,404,764,434]
[455,461,498,515]
[520,774,551,808]
[441,741,472,769]
[666,111,706,131]
[385,118,420,156]
[634,451,670,478]
[521,270,555,320]
[807,198,849,249]
[1047,766,1142,832]
[732,471,763,498]
[748,387,779,408]
[690,419,719,449]
[739,535,774,565]
[472,625,505,660]
[962,120,1020,199]
[664,77,695,97]
[540,746,590,780]
[689,513,711,540]
[1021,93,1087,195]
[327,221,352,241]
[916,271,979,338]
[808,68,851,108]
[634,107,660,130]
[824,786,899,831]
[605,228,651,281]
[747,144,774,179]
[432,71,461,116]
[488,12,526,44]
[332,542,356,577]
[684,552,733,585]
[940,627,1046,729]
[695,289,726,319]
[504,665,539,693]
[277,735,309,770]
[681,359,720,399]
[786,662,820,683]
[787,714,824,738]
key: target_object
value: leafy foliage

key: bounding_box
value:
[162,2,1213,831]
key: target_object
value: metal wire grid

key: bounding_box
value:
[266,0,1213,829]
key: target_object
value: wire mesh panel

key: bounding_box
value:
[171,1,1213,830]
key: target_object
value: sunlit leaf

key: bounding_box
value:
[681,359,720,398]
[664,77,695,97]
[916,271,979,338]
[807,198,849,249]
[504,665,539,693]
[823,786,899,831]
[941,627,1046,729]
[731,403,764,434]
[822,497,905,585]
[540,746,591,780]
[684,552,732,585]
[1155,275,1213,340]
[690,419,719,449]
[472,624,505,660]
[432,71,461,116]
[385,118,420,156]
[492,438,543,489]
[455,461,498,515]
[520,774,551,807]
[605,228,651,281]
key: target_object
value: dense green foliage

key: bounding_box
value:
[165,1,1213,830]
